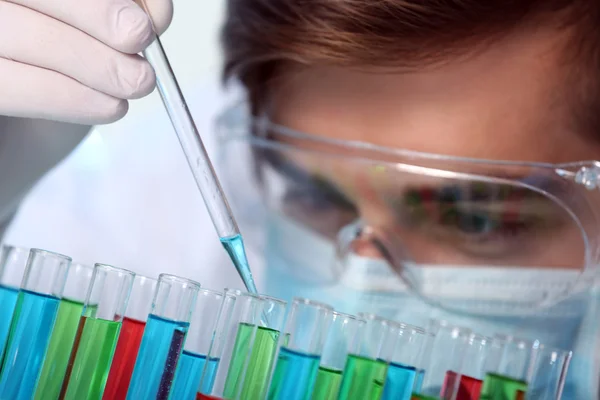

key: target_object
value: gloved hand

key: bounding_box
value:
[0,0,173,125]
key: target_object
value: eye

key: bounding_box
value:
[449,208,529,239]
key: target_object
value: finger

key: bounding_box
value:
[5,0,169,54]
[135,0,174,37]
[0,2,156,100]
[0,58,128,125]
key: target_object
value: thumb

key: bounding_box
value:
[135,0,173,36]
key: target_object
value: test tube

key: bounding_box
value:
[337,313,399,400]
[412,320,471,400]
[200,290,287,400]
[34,263,94,400]
[59,264,135,400]
[441,333,493,400]
[228,294,287,400]
[522,345,572,400]
[413,331,435,395]
[480,335,539,400]
[0,245,29,356]
[0,248,71,400]
[381,323,427,400]
[312,312,364,400]
[267,298,333,400]
[198,289,257,400]
[126,274,201,400]
[103,274,158,400]
[169,289,225,400]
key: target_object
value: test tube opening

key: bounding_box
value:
[24,248,72,297]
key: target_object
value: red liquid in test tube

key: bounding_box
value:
[103,317,146,400]
[442,371,483,400]
[516,390,526,400]
[197,393,224,400]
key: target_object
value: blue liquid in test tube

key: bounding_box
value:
[382,363,417,400]
[269,347,321,400]
[0,289,60,399]
[414,369,425,393]
[170,351,219,399]
[127,314,190,399]
[0,284,18,357]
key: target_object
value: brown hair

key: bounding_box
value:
[221,0,600,131]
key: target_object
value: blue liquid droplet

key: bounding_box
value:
[221,234,258,294]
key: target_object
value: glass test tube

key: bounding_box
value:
[169,289,225,400]
[338,313,399,400]
[34,263,94,400]
[312,312,364,400]
[412,330,435,395]
[60,264,135,400]
[200,290,287,400]
[0,249,71,400]
[126,274,200,400]
[441,333,492,400]
[480,335,539,400]
[268,298,333,400]
[103,274,158,400]
[521,345,571,400]
[413,320,471,400]
[227,294,287,400]
[0,245,29,356]
[197,289,250,400]
[381,323,426,400]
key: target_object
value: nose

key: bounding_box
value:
[336,220,385,259]
[334,219,419,292]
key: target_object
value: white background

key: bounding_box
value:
[4,0,254,291]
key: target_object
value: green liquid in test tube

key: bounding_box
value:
[312,366,343,400]
[200,292,286,400]
[35,300,97,399]
[480,373,528,400]
[224,323,281,399]
[479,335,538,400]
[60,264,135,400]
[338,355,388,400]
[312,312,363,400]
[338,314,401,400]
[35,263,95,400]
[62,317,121,399]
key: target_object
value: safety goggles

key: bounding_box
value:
[214,100,600,311]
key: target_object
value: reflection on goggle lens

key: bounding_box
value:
[257,146,581,269]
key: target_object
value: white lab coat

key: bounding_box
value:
[0,116,88,240]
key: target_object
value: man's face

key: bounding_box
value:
[260,26,598,271]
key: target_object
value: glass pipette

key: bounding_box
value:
[138,12,258,295]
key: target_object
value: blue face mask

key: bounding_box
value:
[262,213,600,399]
